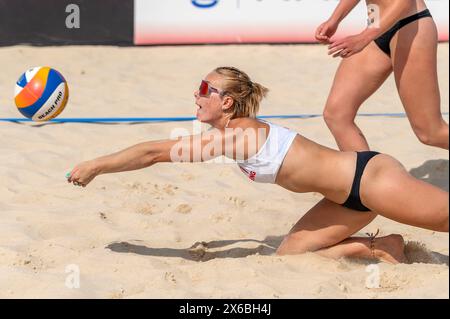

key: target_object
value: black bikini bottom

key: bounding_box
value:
[342,151,380,212]
[374,9,432,57]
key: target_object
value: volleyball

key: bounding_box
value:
[14,66,69,121]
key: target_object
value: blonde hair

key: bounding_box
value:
[214,66,268,119]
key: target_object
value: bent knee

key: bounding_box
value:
[323,100,359,127]
[412,121,448,146]
[415,130,436,146]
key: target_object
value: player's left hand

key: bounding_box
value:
[328,33,371,58]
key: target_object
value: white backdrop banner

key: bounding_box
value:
[135,0,449,45]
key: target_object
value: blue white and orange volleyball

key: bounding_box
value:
[14,66,69,121]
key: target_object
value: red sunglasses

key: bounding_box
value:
[198,80,224,97]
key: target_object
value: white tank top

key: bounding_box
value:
[237,121,297,183]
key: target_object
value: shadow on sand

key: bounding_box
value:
[404,241,449,266]
[106,235,448,265]
[409,159,449,192]
[106,236,284,262]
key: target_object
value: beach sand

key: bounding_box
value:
[0,44,448,298]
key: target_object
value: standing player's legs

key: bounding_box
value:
[323,42,392,151]
[391,17,449,149]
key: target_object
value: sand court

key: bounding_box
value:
[0,44,448,298]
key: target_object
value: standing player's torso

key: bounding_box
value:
[365,0,428,19]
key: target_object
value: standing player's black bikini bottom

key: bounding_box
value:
[342,151,381,212]
[374,9,432,57]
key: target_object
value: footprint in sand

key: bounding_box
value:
[126,182,146,192]
[379,272,412,291]
[148,183,177,194]
[176,204,192,214]
[228,196,246,208]
[136,203,159,215]
[212,213,232,223]
[14,253,44,273]
[164,272,177,284]
[181,173,195,181]
[163,184,178,195]
[109,288,125,299]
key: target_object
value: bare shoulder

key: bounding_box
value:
[228,117,269,133]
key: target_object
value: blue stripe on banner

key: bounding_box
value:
[18,69,64,119]
[17,73,28,87]
[0,113,448,123]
